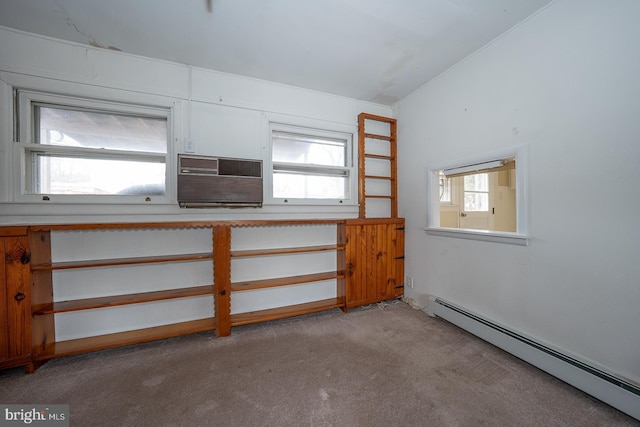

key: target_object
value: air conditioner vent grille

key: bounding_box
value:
[180,157,218,170]
[219,158,262,177]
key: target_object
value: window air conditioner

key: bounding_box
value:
[177,154,263,207]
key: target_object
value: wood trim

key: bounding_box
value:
[358,114,367,218]
[0,227,28,237]
[389,118,398,218]
[213,225,231,337]
[345,218,404,225]
[29,222,216,232]
[28,219,344,232]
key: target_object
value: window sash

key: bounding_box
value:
[270,125,352,202]
[16,89,171,199]
[34,103,167,154]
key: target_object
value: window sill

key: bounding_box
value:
[425,227,529,246]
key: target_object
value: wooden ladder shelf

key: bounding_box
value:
[357,113,398,218]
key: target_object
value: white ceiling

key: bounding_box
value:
[0,0,553,105]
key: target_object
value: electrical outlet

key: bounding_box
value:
[184,139,195,153]
[406,276,414,289]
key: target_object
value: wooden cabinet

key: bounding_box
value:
[344,218,405,309]
[0,227,32,372]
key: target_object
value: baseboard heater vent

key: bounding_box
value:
[428,297,640,421]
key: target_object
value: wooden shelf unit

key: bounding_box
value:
[0,218,404,371]
[219,222,348,330]
[28,223,218,369]
[358,113,398,218]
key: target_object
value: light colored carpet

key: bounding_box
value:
[0,301,637,426]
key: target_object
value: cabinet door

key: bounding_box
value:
[0,236,31,366]
[345,220,404,308]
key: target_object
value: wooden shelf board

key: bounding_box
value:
[230,298,343,327]
[231,244,342,258]
[359,113,397,124]
[29,219,346,232]
[365,195,393,199]
[364,132,392,141]
[31,252,214,271]
[231,271,344,292]
[364,153,394,160]
[29,222,217,232]
[34,318,215,361]
[32,285,214,315]
[365,175,393,180]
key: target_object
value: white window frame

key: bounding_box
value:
[14,89,174,205]
[426,145,529,246]
[266,120,357,206]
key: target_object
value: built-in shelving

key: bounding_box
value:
[358,113,398,218]
[28,223,218,369]
[224,224,347,329]
[18,218,402,372]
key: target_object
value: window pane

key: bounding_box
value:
[439,172,451,203]
[463,173,488,191]
[464,192,489,211]
[35,154,165,195]
[273,172,346,199]
[272,131,346,167]
[37,106,167,153]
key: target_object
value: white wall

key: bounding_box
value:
[396,0,640,384]
[0,26,391,224]
[0,27,390,338]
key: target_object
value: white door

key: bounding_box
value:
[458,173,493,230]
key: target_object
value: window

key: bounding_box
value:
[427,147,528,246]
[16,90,170,201]
[270,124,353,202]
[463,173,489,211]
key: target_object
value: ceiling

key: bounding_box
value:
[0,0,553,105]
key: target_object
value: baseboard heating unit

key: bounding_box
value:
[427,296,640,421]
